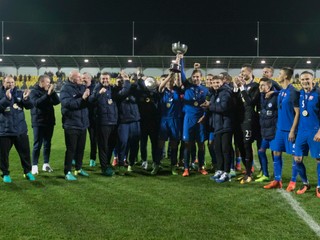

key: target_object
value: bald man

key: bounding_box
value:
[60,70,90,180]
[0,76,35,183]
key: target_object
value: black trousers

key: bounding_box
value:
[234,123,254,175]
[0,134,32,175]
[214,132,233,173]
[97,125,117,171]
[140,119,159,163]
[64,129,86,174]
[88,124,97,161]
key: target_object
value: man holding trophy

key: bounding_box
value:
[154,54,183,175]
[172,42,209,177]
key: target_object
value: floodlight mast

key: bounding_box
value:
[2,21,4,55]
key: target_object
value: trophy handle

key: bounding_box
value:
[175,54,181,63]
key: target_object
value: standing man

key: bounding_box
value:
[180,56,209,177]
[82,72,97,167]
[136,75,161,174]
[255,77,278,182]
[30,74,60,174]
[156,72,183,175]
[60,70,90,180]
[116,72,141,175]
[0,76,35,183]
[233,64,260,184]
[264,67,299,190]
[292,71,318,195]
[203,75,233,183]
[88,72,130,176]
[262,65,282,91]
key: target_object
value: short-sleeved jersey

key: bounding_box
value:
[298,87,320,132]
[159,86,183,119]
[183,84,208,119]
[277,84,299,132]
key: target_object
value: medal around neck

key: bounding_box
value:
[302,110,308,117]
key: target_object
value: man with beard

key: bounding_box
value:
[233,64,260,184]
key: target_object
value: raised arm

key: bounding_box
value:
[159,72,175,93]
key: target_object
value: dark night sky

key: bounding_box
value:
[1,0,320,56]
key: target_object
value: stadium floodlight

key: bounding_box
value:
[84,59,89,63]
[0,58,2,62]
[306,60,311,64]
[5,36,10,40]
[216,60,221,64]
[41,59,46,62]
[133,37,137,40]
[128,59,132,63]
[254,37,258,41]
[261,60,266,64]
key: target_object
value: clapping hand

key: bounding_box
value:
[23,89,30,100]
[47,84,55,95]
[82,88,90,100]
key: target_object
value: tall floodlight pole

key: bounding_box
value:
[257,21,260,57]
[2,21,4,55]
[132,21,135,56]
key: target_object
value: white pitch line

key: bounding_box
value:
[278,189,320,237]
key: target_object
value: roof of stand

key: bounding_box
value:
[0,55,319,70]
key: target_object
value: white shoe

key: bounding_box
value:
[141,161,148,170]
[31,165,39,175]
[42,163,53,172]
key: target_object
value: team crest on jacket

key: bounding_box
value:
[268,103,272,108]
[309,95,314,100]
[216,98,220,103]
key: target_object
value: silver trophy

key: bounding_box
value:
[170,42,188,73]
[144,77,157,91]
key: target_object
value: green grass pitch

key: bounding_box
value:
[0,105,319,239]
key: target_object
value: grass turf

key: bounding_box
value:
[0,105,319,239]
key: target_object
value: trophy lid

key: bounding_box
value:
[172,42,188,54]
